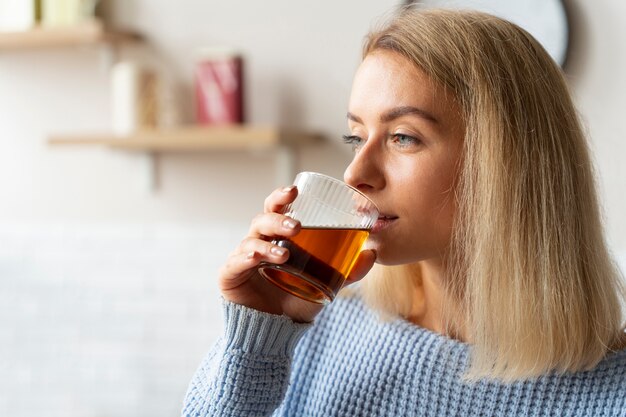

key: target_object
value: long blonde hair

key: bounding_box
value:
[356,8,626,381]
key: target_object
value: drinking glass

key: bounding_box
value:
[258,172,379,304]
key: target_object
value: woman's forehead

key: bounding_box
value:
[349,50,460,126]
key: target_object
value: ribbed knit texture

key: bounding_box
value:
[182,295,626,417]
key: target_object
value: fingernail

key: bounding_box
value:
[270,246,286,256]
[246,251,256,260]
[282,185,295,193]
[282,218,298,229]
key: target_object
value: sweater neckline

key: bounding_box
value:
[396,313,471,348]
[339,294,471,352]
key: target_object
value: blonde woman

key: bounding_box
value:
[182,8,626,417]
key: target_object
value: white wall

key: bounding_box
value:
[0,1,624,417]
[565,0,626,253]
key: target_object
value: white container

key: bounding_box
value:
[111,62,160,135]
[0,1,36,32]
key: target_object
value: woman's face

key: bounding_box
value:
[344,50,465,265]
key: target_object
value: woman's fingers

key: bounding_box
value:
[219,251,261,290]
[219,184,300,295]
[248,212,301,239]
[345,249,377,284]
[239,237,291,262]
[219,239,290,290]
[264,185,298,213]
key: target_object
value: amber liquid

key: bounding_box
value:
[258,227,369,304]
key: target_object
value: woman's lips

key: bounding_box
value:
[371,215,398,234]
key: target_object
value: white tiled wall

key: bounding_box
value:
[0,223,246,417]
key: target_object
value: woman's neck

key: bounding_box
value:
[408,259,467,342]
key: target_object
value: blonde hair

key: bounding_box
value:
[355,8,626,381]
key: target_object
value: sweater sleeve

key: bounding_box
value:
[181,300,312,417]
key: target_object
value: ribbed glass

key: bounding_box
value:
[283,172,378,229]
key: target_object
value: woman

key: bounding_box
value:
[182,8,626,417]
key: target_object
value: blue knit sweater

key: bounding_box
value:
[182,294,626,416]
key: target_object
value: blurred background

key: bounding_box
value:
[0,1,624,416]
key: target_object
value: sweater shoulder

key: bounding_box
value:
[280,294,626,416]
[585,347,626,383]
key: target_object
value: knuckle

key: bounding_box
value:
[225,255,239,269]
[273,213,286,227]
[248,215,264,234]
[240,236,255,248]
[263,193,275,209]
[251,213,264,226]
[259,241,271,255]
[218,262,233,278]
[265,188,285,211]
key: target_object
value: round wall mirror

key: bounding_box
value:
[407,0,570,67]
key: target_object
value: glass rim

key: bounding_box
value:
[296,171,379,211]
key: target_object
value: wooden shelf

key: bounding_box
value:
[48,125,323,190]
[0,20,140,50]
[48,125,323,152]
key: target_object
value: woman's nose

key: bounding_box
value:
[343,140,384,193]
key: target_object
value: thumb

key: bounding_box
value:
[345,249,377,284]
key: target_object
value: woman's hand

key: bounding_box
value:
[218,185,376,323]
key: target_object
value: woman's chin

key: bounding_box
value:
[365,242,404,266]
[365,239,426,266]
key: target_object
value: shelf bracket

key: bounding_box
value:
[275,145,297,187]
[99,43,120,73]
[141,152,159,192]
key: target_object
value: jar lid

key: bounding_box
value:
[195,46,241,61]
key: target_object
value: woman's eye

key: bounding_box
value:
[342,134,363,150]
[391,133,421,148]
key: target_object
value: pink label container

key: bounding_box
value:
[195,48,244,125]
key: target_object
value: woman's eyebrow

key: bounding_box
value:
[346,112,363,123]
[381,106,438,124]
[347,106,438,124]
